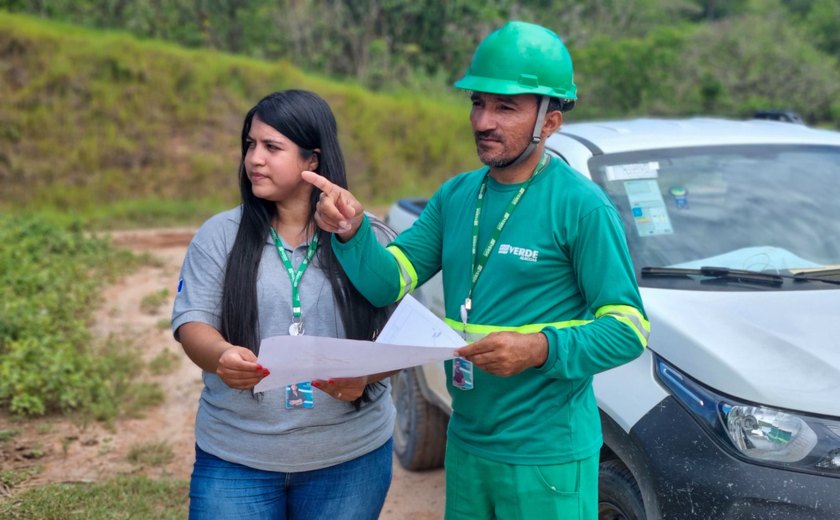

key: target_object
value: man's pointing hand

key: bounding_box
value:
[301,170,365,241]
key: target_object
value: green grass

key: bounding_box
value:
[0,429,20,443]
[121,383,165,419]
[126,441,175,467]
[148,349,180,375]
[1,467,40,491]
[0,476,189,520]
[48,197,232,230]
[154,318,172,331]
[0,11,477,224]
[140,289,170,315]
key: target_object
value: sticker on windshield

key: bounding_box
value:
[624,179,673,236]
[669,186,688,208]
[606,161,660,181]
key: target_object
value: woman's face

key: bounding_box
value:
[244,115,318,204]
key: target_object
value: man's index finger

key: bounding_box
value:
[301,170,335,194]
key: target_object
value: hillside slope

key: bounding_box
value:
[0,12,474,224]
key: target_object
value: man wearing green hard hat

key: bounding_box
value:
[304,20,648,519]
[454,20,577,169]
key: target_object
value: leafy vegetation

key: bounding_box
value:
[3,1,838,122]
[0,11,476,227]
[0,3,818,83]
[0,213,151,417]
[572,15,840,123]
[0,476,189,519]
[2,3,838,226]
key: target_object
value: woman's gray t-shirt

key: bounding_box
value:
[172,206,396,472]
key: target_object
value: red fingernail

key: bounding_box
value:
[328,380,335,385]
[312,381,321,388]
[256,364,264,371]
[263,370,270,376]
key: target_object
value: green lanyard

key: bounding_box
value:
[269,228,319,335]
[461,153,550,327]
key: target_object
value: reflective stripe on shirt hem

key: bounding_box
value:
[444,307,649,347]
[444,317,592,343]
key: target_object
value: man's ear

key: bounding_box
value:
[542,110,563,139]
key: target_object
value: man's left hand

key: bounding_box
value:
[455,332,548,376]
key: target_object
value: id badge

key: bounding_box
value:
[285,381,314,409]
[452,358,474,390]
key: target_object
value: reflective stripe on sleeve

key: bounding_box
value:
[386,245,418,299]
[595,305,650,348]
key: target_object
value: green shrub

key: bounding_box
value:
[571,16,840,125]
[0,214,144,417]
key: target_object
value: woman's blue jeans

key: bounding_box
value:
[189,439,393,520]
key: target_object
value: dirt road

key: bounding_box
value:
[0,228,444,518]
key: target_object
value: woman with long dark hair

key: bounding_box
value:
[172,89,396,519]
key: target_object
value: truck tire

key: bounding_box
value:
[598,459,646,520]
[392,367,448,470]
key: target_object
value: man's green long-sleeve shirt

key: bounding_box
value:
[333,157,648,464]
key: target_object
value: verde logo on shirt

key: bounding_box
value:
[498,244,539,262]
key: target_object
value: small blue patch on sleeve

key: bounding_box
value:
[177,278,184,293]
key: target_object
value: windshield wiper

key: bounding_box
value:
[643,266,840,286]
[790,266,840,278]
[790,269,840,285]
[641,266,784,287]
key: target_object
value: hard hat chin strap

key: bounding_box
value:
[500,95,550,169]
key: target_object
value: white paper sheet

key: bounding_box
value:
[254,295,463,393]
[375,293,466,348]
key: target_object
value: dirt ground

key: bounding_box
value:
[0,228,444,519]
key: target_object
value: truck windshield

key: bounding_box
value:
[588,144,840,290]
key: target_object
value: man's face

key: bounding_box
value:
[470,92,538,167]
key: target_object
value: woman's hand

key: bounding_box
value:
[216,345,270,390]
[312,376,368,401]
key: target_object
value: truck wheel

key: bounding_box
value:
[391,368,448,470]
[598,459,646,520]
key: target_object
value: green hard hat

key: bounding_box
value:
[454,21,577,100]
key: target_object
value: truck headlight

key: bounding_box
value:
[655,355,840,477]
[723,404,817,462]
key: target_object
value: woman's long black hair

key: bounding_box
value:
[219,90,393,403]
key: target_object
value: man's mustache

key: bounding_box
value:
[474,130,503,141]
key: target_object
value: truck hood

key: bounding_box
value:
[643,287,840,417]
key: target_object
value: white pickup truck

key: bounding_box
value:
[384,116,840,519]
